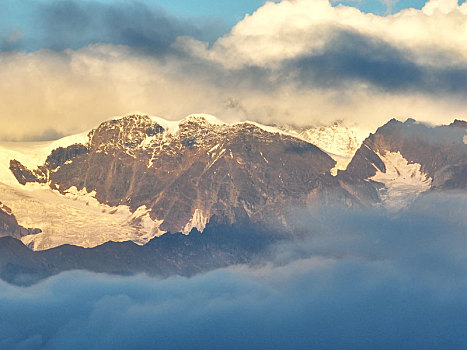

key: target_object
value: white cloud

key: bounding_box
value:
[0,46,226,140]
[177,0,467,68]
[422,0,460,15]
[2,0,467,140]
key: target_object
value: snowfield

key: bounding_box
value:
[371,151,432,210]
[0,131,165,251]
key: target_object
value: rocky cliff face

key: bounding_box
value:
[10,114,361,236]
[0,202,40,239]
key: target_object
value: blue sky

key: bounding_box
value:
[153,0,428,23]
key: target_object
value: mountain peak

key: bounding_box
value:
[6,112,341,249]
[449,119,467,129]
[181,114,227,126]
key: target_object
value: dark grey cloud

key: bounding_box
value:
[162,28,467,106]
[283,191,467,276]
[282,29,467,95]
[0,192,466,349]
[4,0,226,53]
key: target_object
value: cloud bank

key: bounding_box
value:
[2,0,467,140]
[0,192,466,349]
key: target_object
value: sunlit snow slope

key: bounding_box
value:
[283,121,368,175]
[0,134,165,250]
[371,152,432,210]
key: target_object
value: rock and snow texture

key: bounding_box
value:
[371,152,432,210]
[183,208,209,235]
[0,133,166,250]
[0,133,88,186]
[346,117,467,209]
[0,134,166,250]
[0,113,338,250]
[283,121,368,175]
[2,114,464,250]
[298,121,366,158]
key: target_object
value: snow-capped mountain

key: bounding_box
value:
[0,114,466,285]
[4,114,368,250]
[1,114,466,252]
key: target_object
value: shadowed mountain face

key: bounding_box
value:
[0,224,278,286]
[9,115,357,234]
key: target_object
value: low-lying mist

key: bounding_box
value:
[1,191,466,349]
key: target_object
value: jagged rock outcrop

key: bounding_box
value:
[0,202,41,239]
[9,160,47,185]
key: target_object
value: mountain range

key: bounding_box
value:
[0,114,466,285]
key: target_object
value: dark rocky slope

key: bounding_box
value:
[0,224,277,286]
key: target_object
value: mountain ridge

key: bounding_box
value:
[6,114,352,249]
[0,114,465,251]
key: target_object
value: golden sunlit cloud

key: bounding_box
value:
[1,0,467,140]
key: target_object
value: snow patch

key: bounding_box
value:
[329,153,352,176]
[237,121,296,137]
[148,115,181,135]
[0,183,166,251]
[463,135,467,144]
[182,209,208,235]
[148,113,226,136]
[371,151,432,210]
[206,148,226,170]
[208,144,221,153]
[260,152,269,164]
[279,121,368,175]
[185,113,226,126]
[151,113,297,138]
